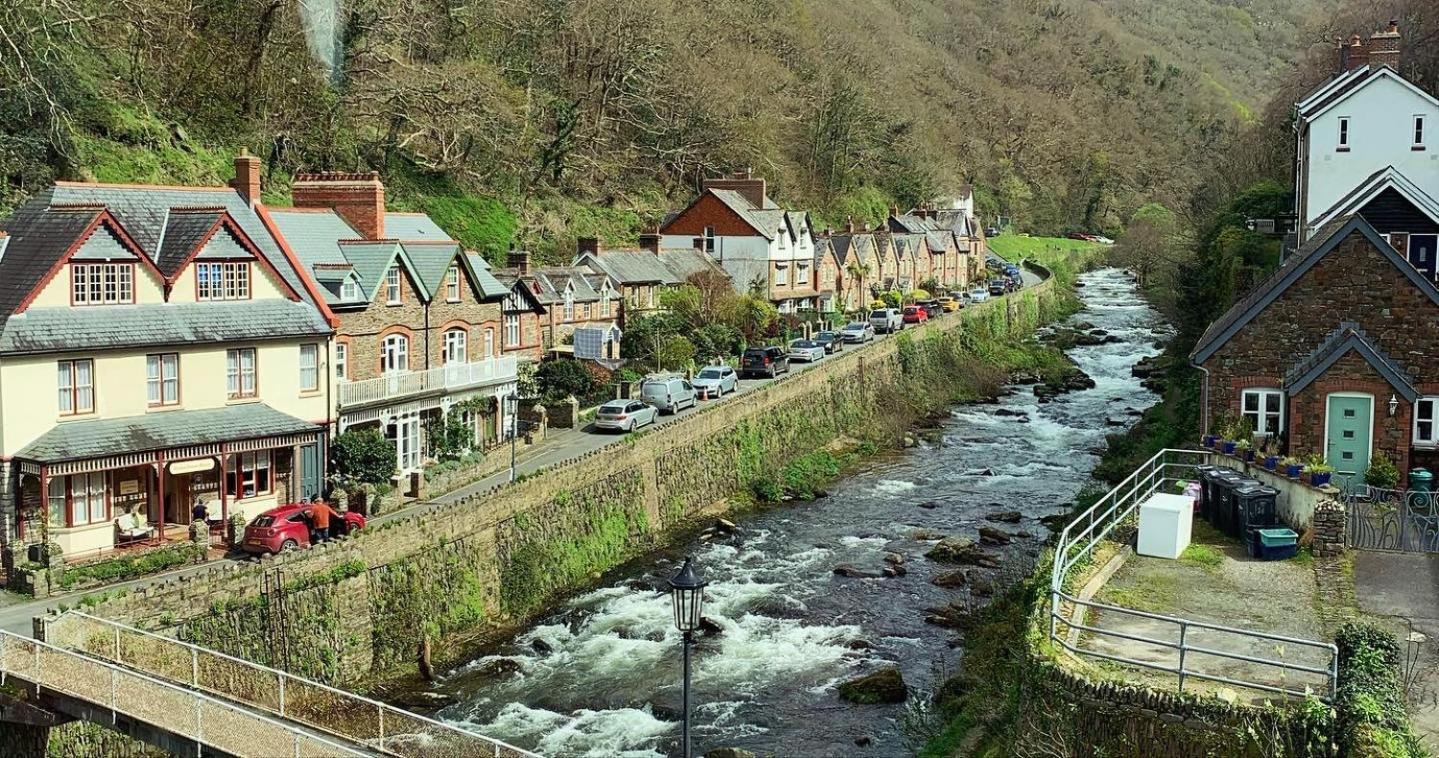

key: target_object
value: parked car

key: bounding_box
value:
[936,296,960,312]
[869,308,904,334]
[741,346,791,378]
[595,399,660,431]
[641,375,698,414]
[242,503,365,555]
[813,331,844,353]
[789,339,826,362]
[902,305,929,325]
[969,288,990,303]
[840,322,876,343]
[692,365,738,399]
[988,280,1007,296]
[917,300,943,319]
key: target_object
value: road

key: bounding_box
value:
[0,263,1048,634]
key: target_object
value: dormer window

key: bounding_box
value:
[341,279,360,301]
[196,261,249,301]
[563,290,575,321]
[1337,117,1351,151]
[1416,116,1428,150]
[72,263,134,305]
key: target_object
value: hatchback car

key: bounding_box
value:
[595,399,659,431]
[813,331,844,354]
[969,288,990,303]
[242,503,365,555]
[691,366,738,399]
[936,297,959,312]
[902,306,929,325]
[641,375,698,414]
[840,322,876,343]
[917,301,943,318]
[789,339,826,362]
[741,346,791,378]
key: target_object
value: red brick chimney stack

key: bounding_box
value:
[507,249,532,275]
[292,171,386,240]
[638,226,661,254]
[577,236,602,257]
[702,168,768,209]
[1369,20,1402,69]
[230,150,262,208]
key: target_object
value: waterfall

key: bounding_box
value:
[298,0,344,83]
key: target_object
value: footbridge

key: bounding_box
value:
[0,611,534,757]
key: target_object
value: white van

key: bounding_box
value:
[641,375,698,414]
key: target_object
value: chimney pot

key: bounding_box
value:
[845,215,856,234]
[638,228,661,255]
[230,150,262,208]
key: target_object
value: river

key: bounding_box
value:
[429,268,1166,756]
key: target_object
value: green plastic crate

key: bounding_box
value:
[1258,528,1298,547]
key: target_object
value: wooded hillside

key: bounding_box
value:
[2,0,1327,260]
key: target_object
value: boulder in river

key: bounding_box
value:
[917,501,940,510]
[838,667,908,704]
[932,569,968,588]
[911,528,947,541]
[968,573,996,597]
[923,603,976,630]
[833,564,883,579]
[985,510,1023,523]
[386,690,459,710]
[884,552,906,566]
[704,749,757,758]
[699,616,724,637]
[880,564,907,578]
[978,526,1012,546]
[925,536,975,562]
[530,638,555,655]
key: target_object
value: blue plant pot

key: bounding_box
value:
[1310,472,1332,487]
[1286,464,1303,479]
[1264,456,1279,471]
[1202,434,1218,448]
[1222,441,1237,455]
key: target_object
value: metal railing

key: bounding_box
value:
[1342,485,1439,553]
[338,357,519,408]
[1050,448,1339,701]
[44,612,537,758]
[0,630,366,757]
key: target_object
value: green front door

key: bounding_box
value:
[1326,394,1372,491]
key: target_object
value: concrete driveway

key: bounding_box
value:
[1354,551,1439,749]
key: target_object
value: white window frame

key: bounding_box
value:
[335,342,348,380]
[385,265,402,305]
[443,328,468,364]
[504,315,520,347]
[703,227,716,253]
[381,334,409,374]
[796,262,810,285]
[1415,397,1439,446]
[62,472,108,527]
[226,348,257,399]
[600,285,612,317]
[146,353,179,406]
[446,264,461,302]
[1337,116,1350,149]
[1240,388,1284,436]
[58,359,95,415]
[298,343,319,391]
[341,279,360,301]
[483,328,495,358]
[196,261,250,301]
[71,263,134,305]
[774,263,789,286]
[1416,115,1427,148]
[563,291,575,321]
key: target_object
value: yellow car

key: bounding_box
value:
[869,299,888,311]
[936,296,960,312]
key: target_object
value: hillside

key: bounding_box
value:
[1,0,1328,261]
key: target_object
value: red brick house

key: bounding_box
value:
[1191,214,1439,488]
[491,251,622,359]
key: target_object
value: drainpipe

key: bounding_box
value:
[1196,363,1212,436]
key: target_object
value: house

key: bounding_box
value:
[813,234,841,314]
[267,172,518,478]
[886,206,974,290]
[825,227,878,312]
[570,233,727,322]
[658,170,821,313]
[1295,22,1437,245]
[0,153,334,559]
[1190,215,1439,489]
[491,252,622,360]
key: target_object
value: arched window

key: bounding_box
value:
[443,328,468,364]
[380,334,409,374]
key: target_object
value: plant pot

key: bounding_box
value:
[1264,456,1279,471]
[1202,434,1218,448]
[1310,472,1332,487]
[1222,441,1237,455]
[1242,450,1255,462]
[1286,464,1303,479]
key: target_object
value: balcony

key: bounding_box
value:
[337,356,518,409]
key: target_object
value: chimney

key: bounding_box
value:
[1369,20,1402,70]
[638,226,661,254]
[889,204,900,218]
[577,236,602,257]
[845,215,856,234]
[1347,35,1370,70]
[822,228,832,238]
[702,170,768,209]
[293,171,386,240]
[507,249,532,275]
[230,150,261,208]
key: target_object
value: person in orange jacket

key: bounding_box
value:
[308,496,340,542]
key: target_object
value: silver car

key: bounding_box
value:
[840,322,875,343]
[692,366,738,399]
[641,375,698,414]
[594,400,658,432]
[789,339,826,362]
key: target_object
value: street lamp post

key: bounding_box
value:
[668,556,707,758]
[506,394,519,482]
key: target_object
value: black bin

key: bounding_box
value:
[1235,484,1281,551]
[1214,473,1256,537]
[1194,464,1219,517]
[1199,466,1232,522]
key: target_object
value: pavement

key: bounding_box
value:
[1353,551,1439,749]
[0,265,1050,636]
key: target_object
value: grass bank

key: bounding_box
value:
[990,235,1105,264]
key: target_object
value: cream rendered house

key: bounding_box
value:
[0,163,334,561]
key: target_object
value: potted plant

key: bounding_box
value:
[1263,454,1280,471]
[1365,451,1400,492]
[1281,456,1304,479]
[1306,459,1334,488]
[1202,432,1218,448]
[1236,439,1254,462]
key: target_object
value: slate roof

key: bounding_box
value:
[1296,65,1439,122]
[1309,166,1439,232]
[1,300,332,355]
[155,209,226,275]
[720,258,771,294]
[16,403,320,463]
[828,233,874,267]
[577,249,680,285]
[657,248,725,281]
[337,239,408,300]
[1191,214,1439,364]
[384,212,450,241]
[708,189,780,240]
[1284,322,1418,400]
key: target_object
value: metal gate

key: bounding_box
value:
[1346,487,1439,553]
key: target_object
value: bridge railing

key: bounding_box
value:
[0,630,366,757]
[44,612,536,758]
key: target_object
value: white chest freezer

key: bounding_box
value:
[1137,493,1194,560]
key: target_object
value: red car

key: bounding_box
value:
[902,305,929,324]
[240,503,365,555]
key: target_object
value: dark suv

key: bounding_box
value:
[740,346,791,378]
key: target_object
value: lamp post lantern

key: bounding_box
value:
[506,394,519,482]
[668,556,707,758]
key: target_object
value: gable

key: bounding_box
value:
[1303,67,1439,123]
[660,192,770,239]
[1358,189,1439,236]
[72,225,138,261]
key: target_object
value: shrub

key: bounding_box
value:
[331,428,396,486]
[535,358,599,403]
[658,336,696,370]
[1365,451,1400,489]
[58,543,202,590]
[1335,621,1425,756]
[691,323,745,359]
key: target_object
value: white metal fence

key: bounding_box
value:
[1049,448,1339,700]
[43,612,537,758]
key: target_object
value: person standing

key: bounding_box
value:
[309,498,340,542]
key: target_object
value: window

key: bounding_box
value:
[196,262,250,301]
[444,328,468,364]
[1337,117,1350,150]
[385,265,402,304]
[563,292,575,321]
[58,359,94,415]
[600,287,611,317]
[797,262,810,285]
[335,342,348,380]
[1416,115,1427,148]
[775,264,789,286]
[1416,398,1439,445]
[71,263,134,305]
[146,353,179,406]
[505,315,520,347]
[446,264,461,301]
[583,302,591,320]
[341,279,360,301]
[226,451,271,499]
[47,479,65,528]
[226,348,257,399]
[299,344,319,391]
[484,328,495,358]
[60,472,108,527]
[381,334,409,373]
[703,227,716,253]
[1241,389,1284,436]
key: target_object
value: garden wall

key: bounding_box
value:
[73,280,1072,687]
